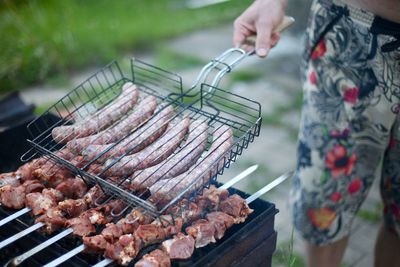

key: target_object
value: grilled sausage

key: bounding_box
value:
[66,95,157,153]
[130,120,208,190]
[82,105,174,162]
[149,125,234,205]
[102,118,190,177]
[52,82,139,143]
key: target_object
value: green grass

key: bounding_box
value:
[357,202,383,224]
[273,229,305,267]
[155,47,206,71]
[0,0,252,93]
[230,70,265,83]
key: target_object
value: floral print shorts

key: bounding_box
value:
[291,0,400,245]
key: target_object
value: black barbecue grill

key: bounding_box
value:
[0,42,292,266]
[0,108,278,267]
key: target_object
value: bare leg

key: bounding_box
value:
[305,236,349,267]
[374,224,400,267]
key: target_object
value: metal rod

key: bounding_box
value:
[0,207,31,227]
[246,171,293,204]
[93,258,113,267]
[43,244,85,267]
[11,228,74,266]
[219,165,258,190]
[0,222,44,250]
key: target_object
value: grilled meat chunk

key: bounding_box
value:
[205,211,235,239]
[162,233,195,260]
[135,249,171,267]
[25,188,64,216]
[35,207,66,234]
[55,177,87,199]
[185,219,216,248]
[105,234,143,266]
[219,194,253,223]
[0,180,44,209]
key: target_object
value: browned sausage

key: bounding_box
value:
[82,105,174,162]
[66,95,157,153]
[52,82,139,143]
[102,118,190,177]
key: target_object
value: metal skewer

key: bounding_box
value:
[246,171,293,204]
[10,228,74,266]
[0,207,31,227]
[42,244,85,267]
[43,165,259,267]
[0,222,44,250]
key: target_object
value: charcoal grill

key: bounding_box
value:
[0,114,279,266]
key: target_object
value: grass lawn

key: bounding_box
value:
[0,0,251,93]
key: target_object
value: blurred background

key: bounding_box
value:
[0,0,381,266]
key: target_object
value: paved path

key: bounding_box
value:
[17,3,383,266]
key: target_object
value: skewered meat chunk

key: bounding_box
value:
[0,184,26,209]
[35,207,66,234]
[101,223,124,243]
[103,209,152,242]
[67,199,126,237]
[185,219,216,248]
[83,185,106,206]
[135,249,171,267]
[83,207,153,250]
[83,235,109,253]
[67,215,98,236]
[23,180,46,193]
[105,234,143,266]
[55,177,87,199]
[25,188,64,216]
[58,199,88,218]
[205,211,235,239]
[219,194,253,223]
[52,82,139,143]
[130,119,208,190]
[67,95,157,153]
[161,233,195,260]
[32,164,74,188]
[136,224,167,246]
[0,179,45,209]
[105,118,190,177]
[200,185,229,210]
[83,105,173,162]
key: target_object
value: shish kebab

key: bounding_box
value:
[37,165,258,267]
[0,181,127,250]
[8,126,233,266]
[0,115,214,245]
[94,171,293,267]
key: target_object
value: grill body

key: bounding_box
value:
[0,110,278,266]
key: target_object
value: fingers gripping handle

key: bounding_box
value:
[192,16,295,94]
[243,16,295,48]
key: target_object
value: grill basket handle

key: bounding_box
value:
[192,16,295,96]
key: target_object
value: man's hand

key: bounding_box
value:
[233,0,287,57]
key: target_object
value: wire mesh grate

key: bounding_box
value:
[21,58,261,219]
